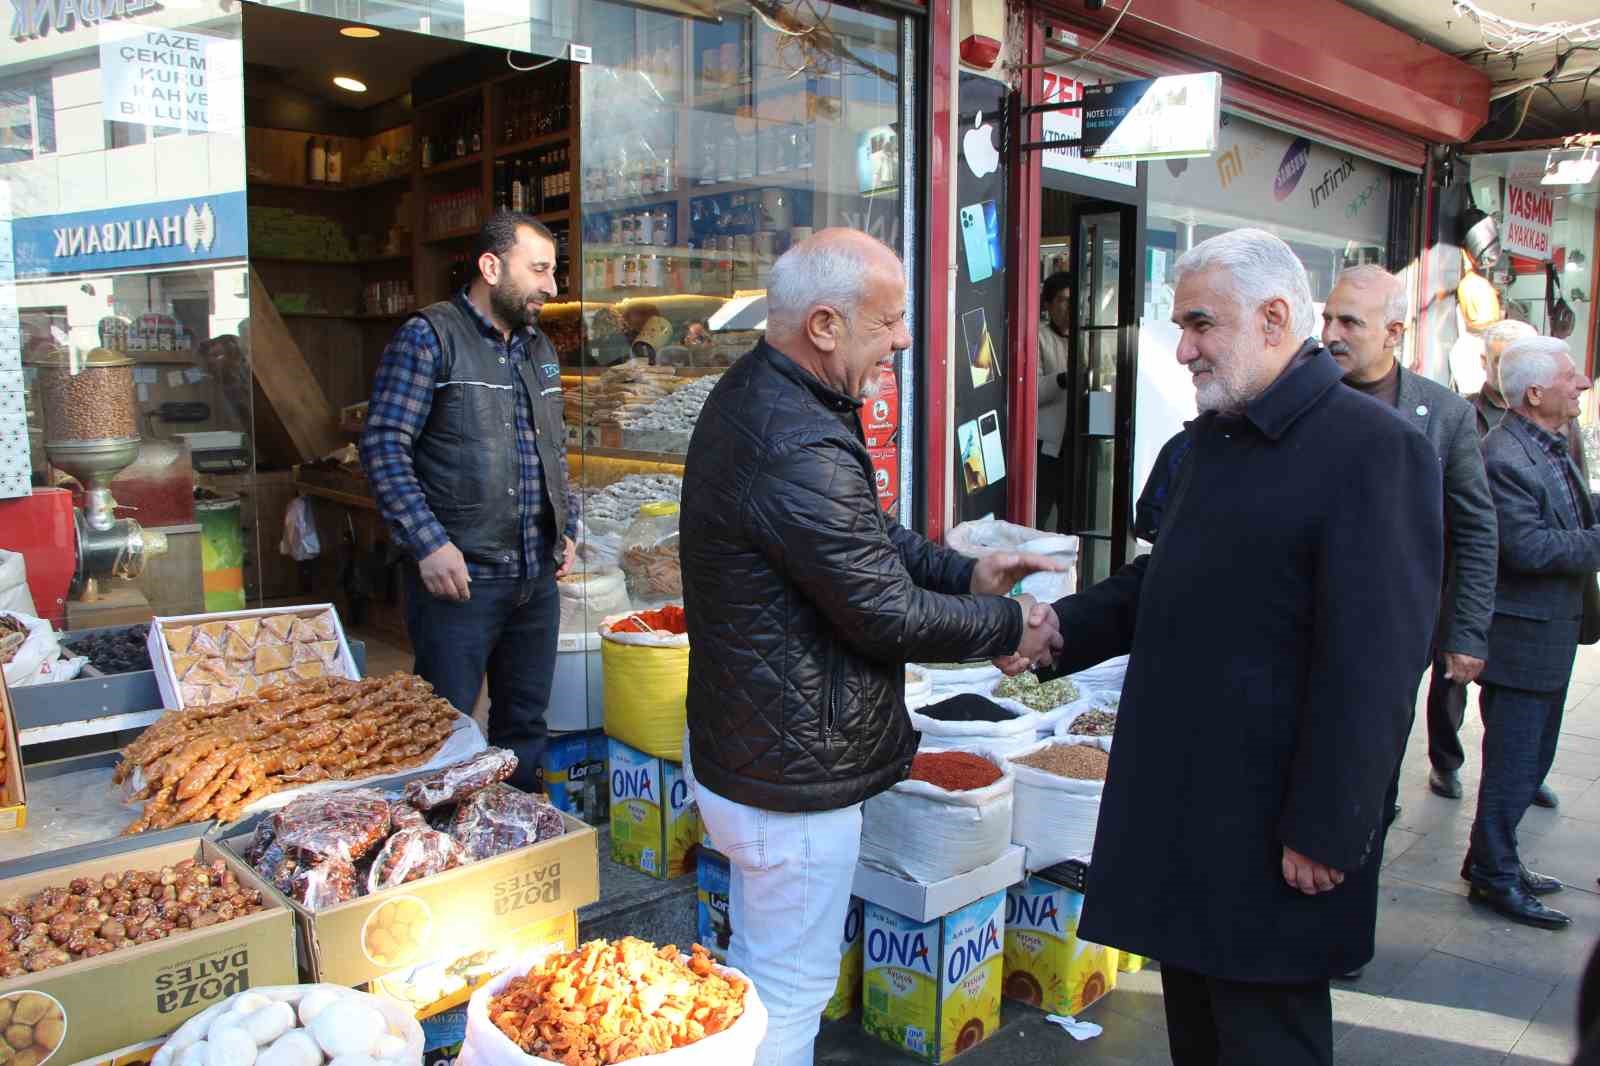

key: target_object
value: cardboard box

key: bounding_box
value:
[422,1005,469,1064]
[542,729,608,824]
[823,896,865,1022]
[0,674,26,831]
[147,604,360,711]
[697,849,732,961]
[83,1037,164,1065]
[224,809,599,987]
[1117,951,1146,974]
[607,738,700,880]
[1002,876,1117,1015]
[863,891,1005,1063]
[372,909,578,1019]
[0,838,296,1065]
[852,845,1025,924]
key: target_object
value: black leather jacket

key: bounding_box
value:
[681,341,1024,812]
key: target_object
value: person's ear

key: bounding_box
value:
[478,252,502,286]
[1384,321,1406,352]
[807,307,841,353]
[1261,297,1291,343]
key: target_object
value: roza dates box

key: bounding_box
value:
[223,810,598,987]
[0,838,294,1065]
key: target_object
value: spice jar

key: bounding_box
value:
[620,501,681,605]
[32,347,139,443]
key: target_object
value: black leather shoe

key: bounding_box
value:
[1458,855,1564,896]
[1520,868,1564,895]
[1429,768,1463,799]
[1468,883,1571,930]
[1390,803,1402,822]
[1532,784,1558,809]
[1337,968,1363,981]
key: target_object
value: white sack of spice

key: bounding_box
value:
[859,747,1014,884]
[1006,736,1112,872]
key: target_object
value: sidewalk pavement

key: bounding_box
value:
[818,645,1600,1065]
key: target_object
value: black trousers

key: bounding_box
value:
[1161,965,1333,1066]
[403,567,559,792]
[1425,653,1471,773]
[1467,681,1567,891]
[1036,445,1066,532]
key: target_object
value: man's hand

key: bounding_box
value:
[971,552,1070,596]
[556,536,577,579]
[995,599,1061,675]
[419,542,471,602]
[1442,651,1485,685]
[1282,846,1344,895]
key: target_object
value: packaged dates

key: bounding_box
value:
[449,784,566,861]
[367,827,470,892]
[404,748,517,811]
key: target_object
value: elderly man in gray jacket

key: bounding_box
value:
[1320,266,1497,827]
[1466,335,1598,930]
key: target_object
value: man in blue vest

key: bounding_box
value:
[361,212,575,792]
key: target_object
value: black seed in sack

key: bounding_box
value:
[917,693,1015,723]
[449,784,567,860]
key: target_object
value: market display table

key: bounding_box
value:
[0,752,162,864]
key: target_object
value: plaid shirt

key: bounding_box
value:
[1516,413,1589,528]
[361,290,575,580]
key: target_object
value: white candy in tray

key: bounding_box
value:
[154,985,423,1066]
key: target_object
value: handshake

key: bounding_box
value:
[966,549,1066,678]
[995,596,1061,676]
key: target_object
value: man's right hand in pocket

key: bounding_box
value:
[419,542,471,601]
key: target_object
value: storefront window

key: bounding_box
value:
[1133,114,1395,505]
[2,1,250,631]
[1465,150,1597,393]
[563,0,917,629]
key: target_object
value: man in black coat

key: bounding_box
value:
[679,228,1064,1065]
[1025,229,1443,1065]
[1464,335,1600,930]
[1320,265,1496,821]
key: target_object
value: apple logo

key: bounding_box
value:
[964,111,1000,179]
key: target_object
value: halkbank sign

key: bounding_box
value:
[10,0,161,41]
[12,193,246,277]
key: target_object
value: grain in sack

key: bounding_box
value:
[1007,736,1112,873]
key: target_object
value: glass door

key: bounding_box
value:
[1067,205,1137,585]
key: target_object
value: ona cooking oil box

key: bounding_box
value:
[863,890,1004,1062]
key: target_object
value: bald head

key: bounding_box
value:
[764,228,911,403]
[1322,265,1408,384]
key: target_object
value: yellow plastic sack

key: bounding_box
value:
[601,614,689,760]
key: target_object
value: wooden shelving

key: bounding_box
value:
[248,174,410,194]
[496,130,570,158]
[421,226,481,245]
[421,152,483,177]
[252,254,411,267]
[276,310,413,321]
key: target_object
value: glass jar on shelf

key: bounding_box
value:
[621,501,682,606]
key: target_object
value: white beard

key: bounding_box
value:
[1191,358,1254,413]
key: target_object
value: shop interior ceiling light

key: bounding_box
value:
[1542,145,1599,185]
[339,25,380,37]
[333,76,368,92]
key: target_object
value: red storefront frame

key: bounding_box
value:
[920,0,1490,537]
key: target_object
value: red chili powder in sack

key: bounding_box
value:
[909,751,1002,791]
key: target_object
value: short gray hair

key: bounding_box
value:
[1499,336,1569,408]
[1175,228,1318,342]
[1334,264,1408,328]
[767,239,879,331]
[1483,318,1536,356]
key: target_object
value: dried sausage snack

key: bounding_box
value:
[403,748,518,810]
[449,784,566,861]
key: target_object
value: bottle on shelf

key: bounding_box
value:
[422,135,434,169]
[308,136,327,183]
[455,124,467,159]
[471,114,482,155]
[495,160,509,211]
[326,139,343,184]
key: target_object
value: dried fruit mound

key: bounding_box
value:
[489,938,746,1064]
[910,751,1002,791]
[1013,743,1110,781]
[609,605,686,635]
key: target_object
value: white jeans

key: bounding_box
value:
[684,742,862,1066]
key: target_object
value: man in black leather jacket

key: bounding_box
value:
[680,228,1063,1065]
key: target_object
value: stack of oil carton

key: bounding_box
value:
[607,737,701,880]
